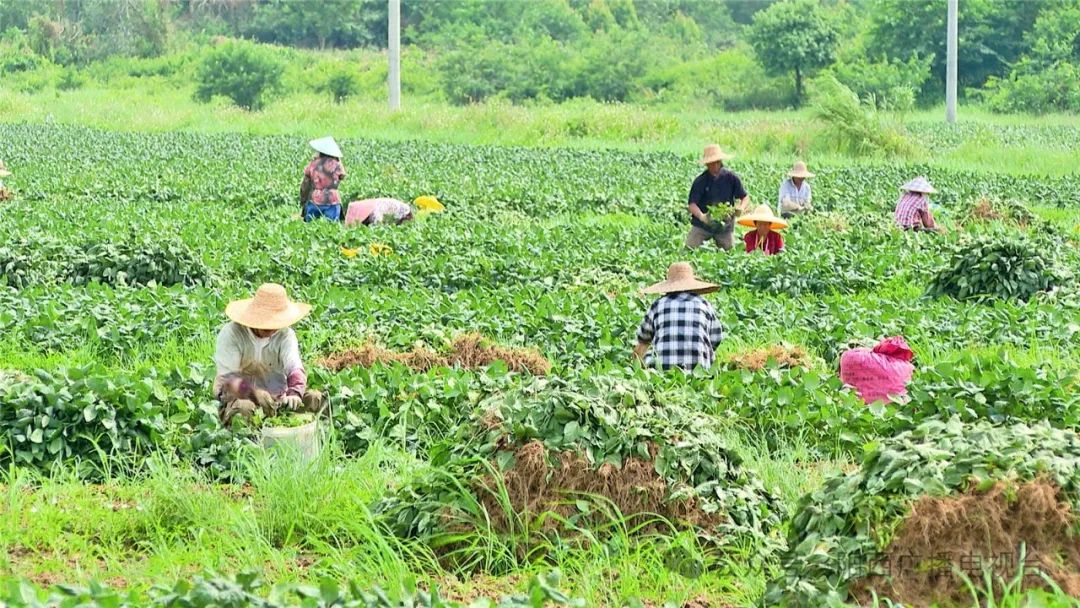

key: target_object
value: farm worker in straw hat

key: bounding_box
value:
[738,205,787,256]
[0,160,12,200]
[214,283,325,425]
[300,136,346,222]
[686,144,751,251]
[633,262,725,371]
[777,161,814,218]
[344,197,414,226]
[894,176,939,232]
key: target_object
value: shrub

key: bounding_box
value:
[67,239,210,288]
[810,74,912,156]
[194,40,283,110]
[926,235,1059,303]
[315,63,361,103]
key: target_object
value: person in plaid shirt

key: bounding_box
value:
[894,176,939,231]
[634,262,724,371]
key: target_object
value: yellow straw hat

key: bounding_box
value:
[642,262,719,295]
[225,283,312,330]
[699,144,734,165]
[0,161,11,178]
[737,204,789,230]
[788,161,814,178]
[414,195,445,212]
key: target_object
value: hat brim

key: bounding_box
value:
[642,279,719,295]
[700,153,734,165]
[902,186,936,194]
[737,216,789,230]
[309,139,343,158]
[0,169,11,177]
[788,171,814,178]
[225,299,312,330]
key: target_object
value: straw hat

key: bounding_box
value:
[414,195,445,212]
[643,262,719,295]
[737,204,789,230]
[309,136,343,158]
[788,161,814,178]
[900,176,936,194]
[699,144,734,165]
[0,161,11,178]
[225,283,312,330]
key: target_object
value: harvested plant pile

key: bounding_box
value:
[726,345,816,371]
[926,235,1062,302]
[319,334,552,375]
[960,197,1039,228]
[765,418,1080,607]
[376,375,783,567]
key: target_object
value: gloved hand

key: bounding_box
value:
[279,394,303,411]
[705,218,726,234]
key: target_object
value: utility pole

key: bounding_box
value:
[389,0,401,111]
[946,0,957,123]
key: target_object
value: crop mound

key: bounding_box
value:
[765,418,1080,607]
[376,376,782,568]
[475,441,721,536]
[850,480,1080,606]
[926,235,1060,302]
[725,345,815,371]
[960,197,1039,228]
[318,334,551,375]
[68,239,209,287]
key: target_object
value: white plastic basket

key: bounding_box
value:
[260,419,319,460]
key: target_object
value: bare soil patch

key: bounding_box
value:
[851,480,1080,607]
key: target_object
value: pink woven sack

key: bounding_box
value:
[839,337,915,404]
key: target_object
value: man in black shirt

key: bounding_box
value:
[686,144,751,250]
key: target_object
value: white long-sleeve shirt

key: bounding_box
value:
[777,178,812,214]
[213,322,306,397]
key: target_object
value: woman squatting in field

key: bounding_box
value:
[214,283,325,425]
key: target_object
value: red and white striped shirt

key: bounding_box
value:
[894,192,928,229]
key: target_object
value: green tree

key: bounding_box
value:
[194,41,283,110]
[866,0,1052,96]
[747,0,841,103]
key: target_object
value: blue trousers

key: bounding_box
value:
[303,202,341,222]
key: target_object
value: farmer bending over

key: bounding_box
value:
[214,283,325,425]
[634,262,724,371]
[894,177,939,232]
[344,198,414,226]
[686,144,750,251]
[300,136,346,222]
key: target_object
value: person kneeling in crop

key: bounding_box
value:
[894,177,939,232]
[633,262,724,371]
[214,283,325,426]
[738,204,786,255]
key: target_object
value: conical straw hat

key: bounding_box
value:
[225,283,312,330]
[900,176,936,194]
[309,136,343,158]
[788,161,814,178]
[737,204,789,230]
[699,144,734,165]
[642,262,719,295]
[0,161,11,178]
